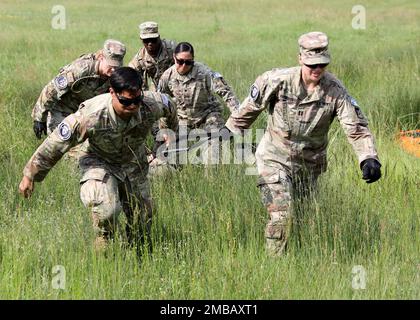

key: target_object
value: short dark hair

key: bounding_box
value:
[110,67,143,94]
[174,42,194,58]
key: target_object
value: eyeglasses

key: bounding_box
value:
[304,63,329,69]
[142,38,159,44]
[116,93,143,107]
[175,57,194,66]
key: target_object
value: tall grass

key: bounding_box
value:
[0,0,419,299]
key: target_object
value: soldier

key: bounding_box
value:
[32,39,126,139]
[225,32,382,256]
[128,21,176,91]
[156,41,240,165]
[19,67,178,251]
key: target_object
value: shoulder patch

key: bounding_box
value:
[57,122,71,141]
[347,95,364,119]
[54,75,68,90]
[211,71,223,79]
[350,96,359,107]
[250,84,260,101]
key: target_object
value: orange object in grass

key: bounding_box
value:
[399,130,420,158]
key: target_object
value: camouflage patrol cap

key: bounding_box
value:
[139,21,159,39]
[103,39,126,67]
[298,31,330,65]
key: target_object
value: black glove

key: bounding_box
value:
[33,121,47,139]
[361,158,381,184]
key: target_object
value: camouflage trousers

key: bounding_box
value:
[149,111,225,176]
[258,169,318,256]
[80,169,153,247]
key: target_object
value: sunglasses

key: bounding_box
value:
[175,57,194,66]
[116,93,143,107]
[304,63,329,69]
[142,38,159,44]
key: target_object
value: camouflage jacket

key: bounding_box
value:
[128,39,176,91]
[225,66,380,180]
[158,62,240,127]
[24,92,178,183]
[31,53,111,123]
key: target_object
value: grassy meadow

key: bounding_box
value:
[0,0,419,299]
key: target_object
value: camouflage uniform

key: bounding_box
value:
[129,39,176,91]
[32,39,126,134]
[128,22,176,92]
[24,91,178,245]
[157,61,240,165]
[158,61,240,128]
[128,21,177,169]
[226,32,380,255]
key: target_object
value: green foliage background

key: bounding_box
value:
[0,0,419,299]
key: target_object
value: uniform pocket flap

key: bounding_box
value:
[80,168,108,183]
[257,169,289,186]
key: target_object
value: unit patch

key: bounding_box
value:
[250,84,259,101]
[58,122,71,141]
[54,75,68,90]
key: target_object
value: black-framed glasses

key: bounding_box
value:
[142,38,159,44]
[116,93,143,107]
[175,57,194,66]
[304,63,329,69]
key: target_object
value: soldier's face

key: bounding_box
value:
[142,37,161,56]
[110,88,142,120]
[174,52,194,75]
[299,56,327,83]
[98,57,116,78]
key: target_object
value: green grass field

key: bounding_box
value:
[0,0,419,299]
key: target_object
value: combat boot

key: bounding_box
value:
[94,235,108,252]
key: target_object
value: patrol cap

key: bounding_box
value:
[139,21,160,39]
[103,39,126,67]
[298,31,330,65]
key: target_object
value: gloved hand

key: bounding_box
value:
[361,158,381,184]
[33,121,47,139]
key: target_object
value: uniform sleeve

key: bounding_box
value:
[23,111,88,182]
[31,60,88,122]
[335,94,380,165]
[156,93,178,132]
[157,70,172,96]
[225,71,278,133]
[209,71,240,112]
[128,52,141,70]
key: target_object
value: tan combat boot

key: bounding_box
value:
[94,235,108,252]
